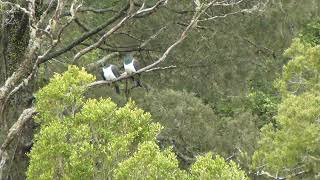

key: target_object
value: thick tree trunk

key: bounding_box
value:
[0,2,36,179]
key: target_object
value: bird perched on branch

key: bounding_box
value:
[102,64,121,94]
[123,53,143,88]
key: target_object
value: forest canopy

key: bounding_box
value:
[0,0,319,179]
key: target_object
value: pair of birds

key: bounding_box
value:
[101,54,141,94]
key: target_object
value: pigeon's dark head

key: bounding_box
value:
[102,64,111,69]
[124,54,133,65]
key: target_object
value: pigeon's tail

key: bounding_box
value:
[114,83,121,94]
[131,75,143,88]
[135,78,143,88]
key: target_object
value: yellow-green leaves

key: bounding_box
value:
[28,67,249,179]
[27,121,70,180]
[115,141,187,180]
[115,143,250,180]
[35,65,95,124]
[252,91,320,175]
[253,37,320,177]
[276,38,320,96]
[27,66,162,179]
[190,153,249,180]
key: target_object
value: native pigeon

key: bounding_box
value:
[123,54,142,87]
[124,53,140,74]
[102,64,121,94]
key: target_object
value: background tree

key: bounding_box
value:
[252,21,320,179]
[134,89,260,168]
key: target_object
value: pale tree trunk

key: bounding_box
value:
[0,1,36,179]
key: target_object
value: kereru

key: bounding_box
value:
[123,53,142,87]
[124,53,140,74]
[102,64,121,94]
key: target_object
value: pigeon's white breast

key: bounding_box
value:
[103,66,117,80]
[124,61,136,74]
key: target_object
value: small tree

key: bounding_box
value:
[27,66,249,179]
[253,37,320,178]
[27,66,162,179]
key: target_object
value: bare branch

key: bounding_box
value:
[63,7,117,16]
[198,0,268,22]
[39,3,130,63]
[86,0,266,88]
[85,25,166,71]
[78,7,115,13]
[0,2,80,128]
[256,170,308,180]
[35,0,56,27]
[0,1,31,15]
[72,15,132,62]
[0,108,36,151]
[72,0,167,62]
[145,65,177,72]
[140,26,167,48]
[86,52,120,71]
[116,32,143,42]
[0,108,37,177]
[74,18,90,32]
[81,42,156,52]
[87,2,209,88]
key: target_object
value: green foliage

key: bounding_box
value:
[300,19,320,46]
[134,89,219,164]
[135,89,260,167]
[35,65,95,124]
[247,89,278,127]
[253,37,320,178]
[27,67,162,179]
[28,68,248,180]
[79,49,105,66]
[115,141,187,179]
[216,111,260,157]
[252,91,320,176]
[115,142,249,180]
[214,98,238,117]
[276,38,320,96]
[190,153,249,180]
[5,0,320,179]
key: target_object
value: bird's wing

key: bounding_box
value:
[101,69,106,80]
[133,59,140,71]
[111,65,121,77]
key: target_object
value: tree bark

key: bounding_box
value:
[0,1,36,179]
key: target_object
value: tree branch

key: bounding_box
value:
[86,52,120,72]
[0,108,37,178]
[145,65,177,72]
[256,170,308,180]
[39,2,130,63]
[73,0,167,62]
[62,6,117,16]
[87,2,208,88]
[84,25,166,72]
[0,1,31,16]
